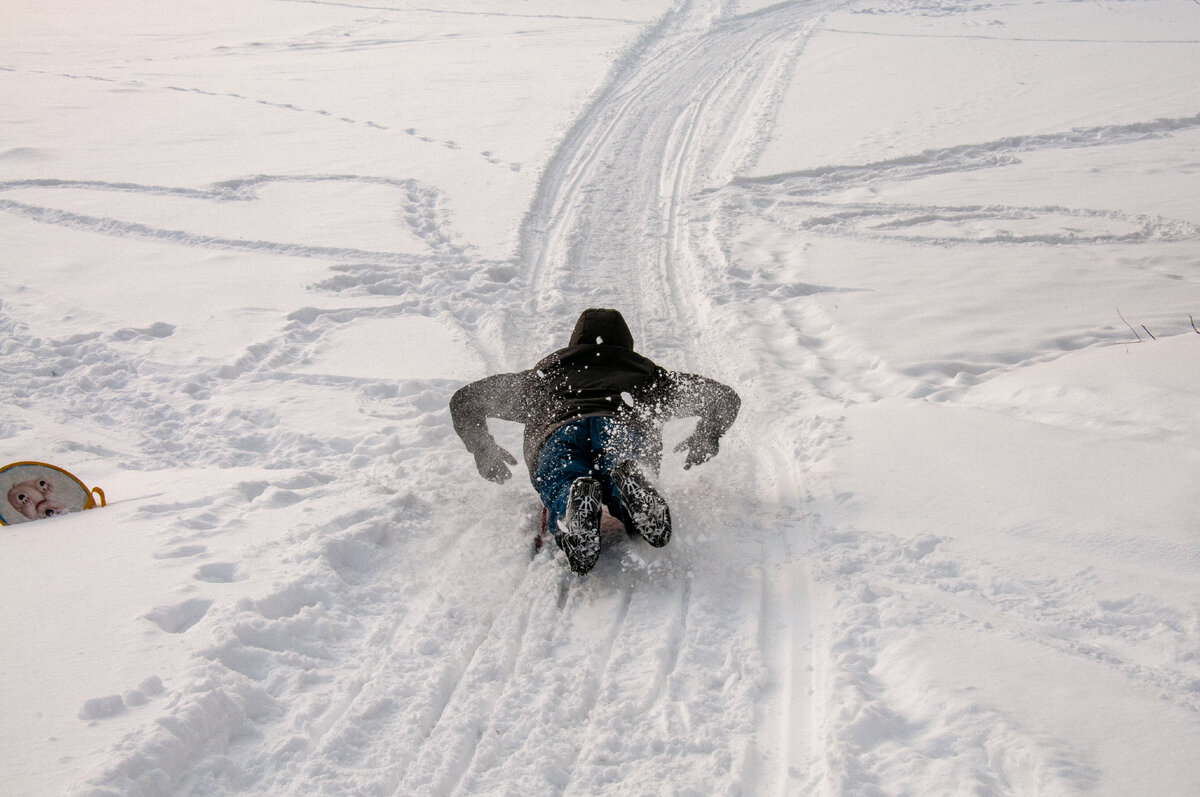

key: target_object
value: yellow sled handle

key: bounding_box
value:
[86,486,107,509]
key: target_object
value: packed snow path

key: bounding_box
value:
[3,1,1199,795]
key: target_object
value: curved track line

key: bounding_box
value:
[503,1,847,792]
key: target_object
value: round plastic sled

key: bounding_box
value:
[0,461,106,526]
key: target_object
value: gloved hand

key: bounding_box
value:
[474,443,517,484]
[674,431,720,470]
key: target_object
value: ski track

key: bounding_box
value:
[718,112,1200,249]
[0,66,520,169]
[5,0,1195,794]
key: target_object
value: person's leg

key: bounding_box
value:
[594,419,672,547]
[532,419,607,573]
[531,420,594,534]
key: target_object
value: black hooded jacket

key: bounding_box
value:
[450,309,741,471]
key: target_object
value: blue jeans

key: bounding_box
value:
[532,417,654,536]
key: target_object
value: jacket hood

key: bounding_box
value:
[568,308,634,349]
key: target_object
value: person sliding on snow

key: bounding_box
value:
[450,308,740,574]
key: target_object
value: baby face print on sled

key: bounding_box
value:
[0,462,106,526]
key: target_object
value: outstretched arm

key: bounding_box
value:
[449,372,531,483]
[661,372,741,469]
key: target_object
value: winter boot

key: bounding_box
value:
[611,460,671,548]
[558,477,602,574]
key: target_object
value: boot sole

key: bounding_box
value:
[560,477,602,574]
[612,461,671,548]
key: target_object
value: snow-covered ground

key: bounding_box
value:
[2,0,1198,794]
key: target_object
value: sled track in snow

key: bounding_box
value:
[494,1,851,794]
[515,0,845,359]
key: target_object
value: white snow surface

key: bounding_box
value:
[2,0,1199,795]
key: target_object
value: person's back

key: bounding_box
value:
[450,308,739,574]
